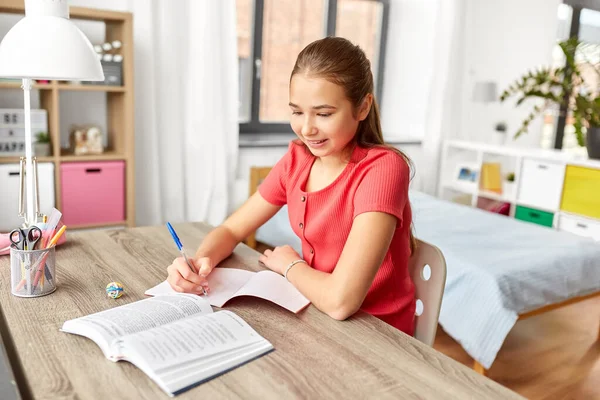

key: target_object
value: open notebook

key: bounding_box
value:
[61,294,273,397]
[145,268,311,313]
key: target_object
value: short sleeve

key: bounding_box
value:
[257,143,294,206]
[353,152,410,226]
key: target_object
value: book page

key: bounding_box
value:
[145,268,255,308]
[234,270,310,313]
[119,310,271,372]
[204,268,255,307]
[61,294,213,358]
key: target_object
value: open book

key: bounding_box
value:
[145,268,310,313]
[61,294,273,397]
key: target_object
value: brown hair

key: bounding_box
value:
[291,36,416,254]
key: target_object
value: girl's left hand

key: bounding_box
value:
[259,245,302,276]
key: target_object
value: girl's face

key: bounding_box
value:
[289,74,371,160]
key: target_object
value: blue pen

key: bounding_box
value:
[166,222,208,296]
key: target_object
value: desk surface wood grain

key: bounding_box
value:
[0,223,523,399]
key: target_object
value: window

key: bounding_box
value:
[542,2,600,150]
[236,0,389,134]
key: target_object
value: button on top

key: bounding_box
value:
[310,248,314,254]
[301,196,306,202]
[299,223,304,229]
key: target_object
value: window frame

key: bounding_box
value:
[239,0,390,134]
[553,0,600,149]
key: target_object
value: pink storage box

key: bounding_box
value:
[60,161,125,226]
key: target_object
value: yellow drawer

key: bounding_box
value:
[560,165,600,219]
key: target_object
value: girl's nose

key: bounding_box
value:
[301,119,316,136]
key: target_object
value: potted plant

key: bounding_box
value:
[34,131,51,157]
[500,37,600,159]
[502,171,516,199]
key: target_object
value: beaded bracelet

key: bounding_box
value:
[284,259,307,281]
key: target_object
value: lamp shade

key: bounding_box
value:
[472,81,498,103]
[0,0,104,81]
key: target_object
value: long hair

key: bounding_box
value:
[290,37,417,254]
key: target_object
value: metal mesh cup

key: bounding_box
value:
[10,246,56,297]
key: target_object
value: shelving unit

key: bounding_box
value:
[0,2,135,229]
[438,139,600,241]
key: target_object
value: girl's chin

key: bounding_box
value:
[305,144,332,156]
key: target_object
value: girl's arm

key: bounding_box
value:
[259,211,397,320]
[167,191,281,293]
[195,191,281,264]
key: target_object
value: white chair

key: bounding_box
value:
[409,239,447,347]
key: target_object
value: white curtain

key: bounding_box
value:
[132,0,239,226]
[419,0,466,195]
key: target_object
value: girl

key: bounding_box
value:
[167,37,416,335]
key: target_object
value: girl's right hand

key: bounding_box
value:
[166,256,213,294]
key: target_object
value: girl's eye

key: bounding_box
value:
[318,113,331,117]
[292,111,303,115]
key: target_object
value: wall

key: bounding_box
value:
[458,0,561,147]
[380,0,437,142]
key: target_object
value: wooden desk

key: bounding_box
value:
[0,223,523,399]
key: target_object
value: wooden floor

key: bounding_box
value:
[255,242,600,399]
[433,296,600,400]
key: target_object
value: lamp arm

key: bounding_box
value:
[22,78,35,227]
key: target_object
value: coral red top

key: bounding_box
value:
[259,141,416,335]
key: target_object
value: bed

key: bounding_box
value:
[254,187,600,372]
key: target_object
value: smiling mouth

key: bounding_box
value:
[307,139,327,144]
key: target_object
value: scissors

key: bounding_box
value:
[9,227,42,250]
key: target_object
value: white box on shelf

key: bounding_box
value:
[556,213,600,241]
[0,163,55,232]
[516,158,565,212]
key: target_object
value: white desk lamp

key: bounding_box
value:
[0,0,103,228]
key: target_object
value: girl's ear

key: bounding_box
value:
[358,94,373,121]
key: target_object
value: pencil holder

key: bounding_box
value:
[10,246,56,297]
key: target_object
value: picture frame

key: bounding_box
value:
[453,163,479,191]
[69,125,104,155]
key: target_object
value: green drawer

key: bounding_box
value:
[515,205,554,227]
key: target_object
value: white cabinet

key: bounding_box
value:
[0,163,55,232]
[439,140,600,241]
[516,158,565,212]
[556,213,600,241]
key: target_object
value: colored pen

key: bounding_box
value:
[30,225,66,291]
[166,222,208,296]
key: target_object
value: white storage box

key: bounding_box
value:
[556,213,600,241]
[517,158,566,212]
[0,162,55,232]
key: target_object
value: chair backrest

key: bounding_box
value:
[409,239,447,347]
[246,166,273,249]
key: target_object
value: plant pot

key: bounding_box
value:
[492,131,506,146]
[587,126,600,160]
[34,142,50,157]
